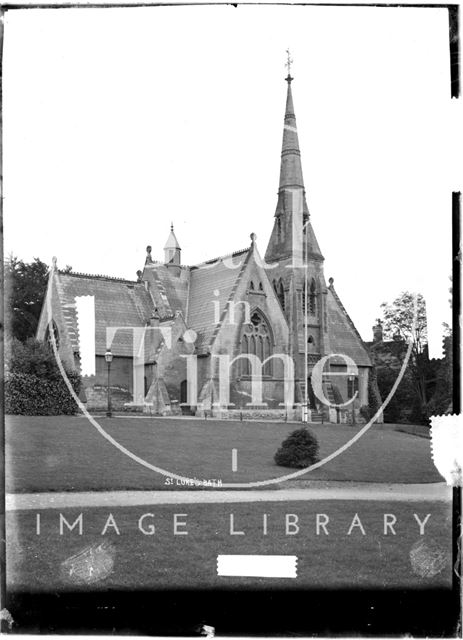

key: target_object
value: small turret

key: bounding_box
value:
[164,223,181,266]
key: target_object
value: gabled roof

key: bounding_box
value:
[55,271,155,357]
[305,220,323,260]
[326,284,372,367]
[187,248,249,352]
[142,263,189,319]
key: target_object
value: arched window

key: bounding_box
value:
[276,216,282,242]
[180,380,187,404]
[347,376,358,399]
[258,282,264,291]
[307,334,316,353]
[249,281,255,290]
[239,310,273,376]
[249,334,256,356]
[257,335,264,361]
[277,279,285,311]
[45,320,60,351]
[309,279,317,315]
[264,336,272,375]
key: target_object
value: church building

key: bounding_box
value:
[37,69,376,422]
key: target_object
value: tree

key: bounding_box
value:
[427,324,453,416]
[4,256,49,342]
[380,292,431,423]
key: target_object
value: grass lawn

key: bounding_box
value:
[6,500,452,591]
[5,415,441,493]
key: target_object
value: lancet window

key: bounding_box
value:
[45,320,60,351]
[309,279,317,315]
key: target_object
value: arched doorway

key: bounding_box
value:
[180,379,188,404]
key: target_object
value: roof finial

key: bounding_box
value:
[285,48,293,83]
[170,222,174,232]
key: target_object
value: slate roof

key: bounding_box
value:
[150,265,189,318]
[187,249,249,351]
[55,272,155,357]
[305,220,324,260]
[326,286,372,367]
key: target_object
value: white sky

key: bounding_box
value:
[3,4,461,350]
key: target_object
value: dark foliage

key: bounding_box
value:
[5,371,81,415]
[427,331,453,416]
[359,405,372,421]
[5,338,81,415]
[4,256,49,341]
[274,427,320,468]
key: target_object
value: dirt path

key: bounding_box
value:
[6,482,451,511]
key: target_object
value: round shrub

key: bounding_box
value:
[274,427,320,468]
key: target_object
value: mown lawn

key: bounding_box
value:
[5,415,441,493]
[6,500,452,591]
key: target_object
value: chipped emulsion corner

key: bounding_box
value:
[430,414,463,486]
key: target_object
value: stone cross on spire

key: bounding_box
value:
[285,48,293,83]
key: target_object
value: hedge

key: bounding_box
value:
[5,371,81,415]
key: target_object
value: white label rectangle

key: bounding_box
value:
[75,295,95,376]
[217,555,297,578]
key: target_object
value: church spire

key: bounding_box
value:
[275,57,309,217]
[265,56,322,264]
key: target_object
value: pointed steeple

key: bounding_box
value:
[266,62,322,264]
[164,223,181,265]
[274,74,310,218]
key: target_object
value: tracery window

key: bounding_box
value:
[239,310,273,376]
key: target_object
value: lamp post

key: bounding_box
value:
[105,349,113,418]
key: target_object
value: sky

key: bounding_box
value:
[3,4,460,353]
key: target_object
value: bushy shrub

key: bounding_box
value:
[274,428,320,468]
[5,371,81,415]
[6,337,61,379]
[5,338,82,415]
